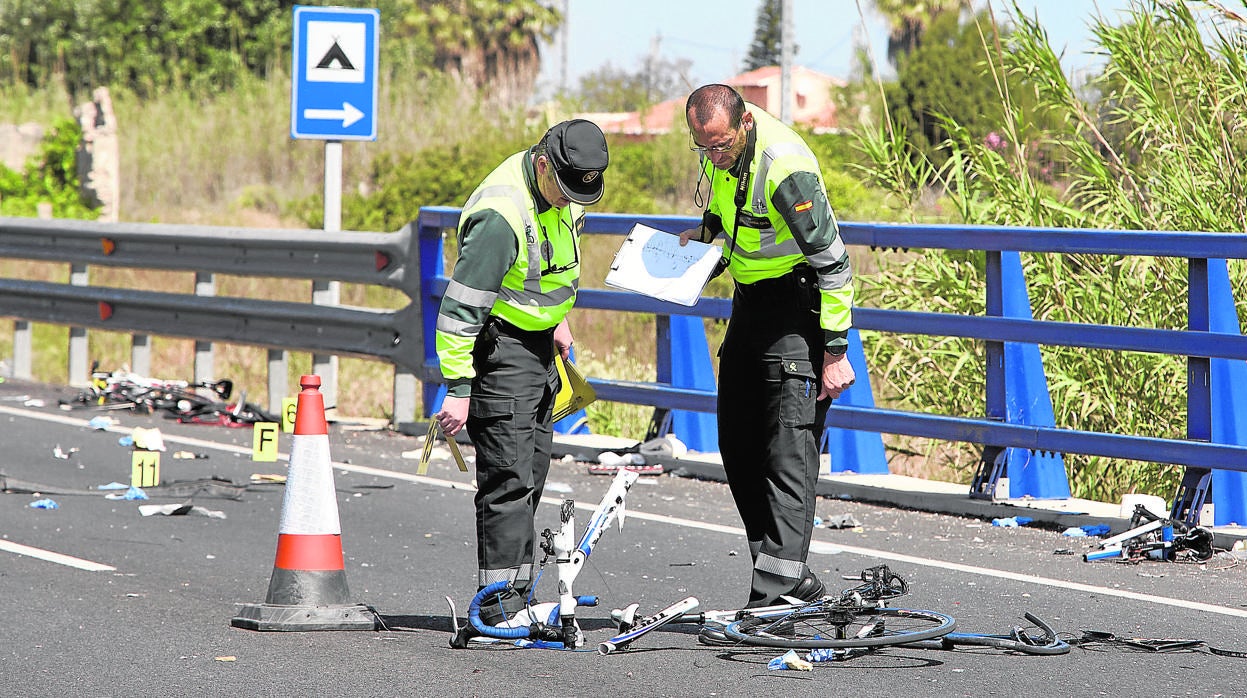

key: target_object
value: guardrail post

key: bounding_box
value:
[130,334,151,377]
[68,262,89,386]
[50,201,90,387]
[821,328,887,473]
[12,205,52,380]
[392,367,417,426]
[267,349,288,416]
[12,319,31,379]
[193,272,215,384]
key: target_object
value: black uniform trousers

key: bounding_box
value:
[467,317,559,596]
[717,264,830,607]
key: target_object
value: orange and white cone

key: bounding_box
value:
[231,375,375,631]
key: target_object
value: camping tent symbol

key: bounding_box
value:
[316,40,355,71]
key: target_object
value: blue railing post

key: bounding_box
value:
[970,250,1009,499]
[1171,257,1215,524]
[417,212,447,417]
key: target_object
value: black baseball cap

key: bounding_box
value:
[545,119,609,205]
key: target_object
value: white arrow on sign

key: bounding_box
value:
[302,102,365,128]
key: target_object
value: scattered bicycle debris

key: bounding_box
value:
[767,649,812,671]
[138,500,226,519]
[104,486,148,501]
[172,451,209,460]
[1081,504,1215,563]
[52,445,80,459]
[815,514,861,529]
[0,473,247,500]
[59,363,276,427]
[1062,524,1111,538]
[1069,630,1247,657]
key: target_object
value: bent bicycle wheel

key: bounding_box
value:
[904,613,1069,655]
[723,606,955,649]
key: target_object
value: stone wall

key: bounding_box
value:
[0,122,44,171]
[74,87,120,222]
[0,86,120,220]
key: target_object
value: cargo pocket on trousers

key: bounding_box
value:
[766,357,817,428]
[469,395,517,465]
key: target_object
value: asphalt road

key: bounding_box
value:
[1,377,1245,697]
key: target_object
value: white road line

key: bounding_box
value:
[0,539,115,571]
[5,404,1244,617]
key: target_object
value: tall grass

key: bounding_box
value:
[0,83,74,124]
[2,67,906,454]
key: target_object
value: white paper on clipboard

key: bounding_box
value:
[604,224,722,306]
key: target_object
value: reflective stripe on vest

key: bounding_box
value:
[456,152,580,330]
[462,182,542,296]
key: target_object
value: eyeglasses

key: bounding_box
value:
[689,123,742,154]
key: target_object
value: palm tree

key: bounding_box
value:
[873,0,964,66]
[388,0,561,107]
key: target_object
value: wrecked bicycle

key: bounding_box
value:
[447,469,640,650]
[59,363,275,426]
[602,564,1067,657]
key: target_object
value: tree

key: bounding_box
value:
[872,0,964,66]
[571,55,692,112]
[0,0,562,106]
[386,0,561,108]
[884,9,1029,165]
[743,0,789,71]
[0,0,292,96]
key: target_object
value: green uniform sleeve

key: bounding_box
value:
[435,209,517,397]
[772,171,854,353]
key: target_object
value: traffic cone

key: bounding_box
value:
[231,375,376,631]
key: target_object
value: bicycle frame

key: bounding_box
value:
[451,468,640,649]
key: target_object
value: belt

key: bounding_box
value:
[484,316,555,342]
[735,264,815,297]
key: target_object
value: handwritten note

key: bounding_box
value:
[605,224,722,306]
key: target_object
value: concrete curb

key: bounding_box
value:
[553,434,1247,550]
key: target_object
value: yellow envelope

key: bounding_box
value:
[553,355,596,422]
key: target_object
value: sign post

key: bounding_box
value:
[291,6,379,413]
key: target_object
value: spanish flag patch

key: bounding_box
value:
[794,200,813,213]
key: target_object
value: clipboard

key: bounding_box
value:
[604,223,722,306]
[417,421,468,475]
[553,355,596,422]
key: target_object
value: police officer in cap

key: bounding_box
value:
[435,119,609,634]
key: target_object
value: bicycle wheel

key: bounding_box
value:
[723,605,955,649]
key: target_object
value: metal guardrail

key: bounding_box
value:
[1,210,1245,523]
[0,217,425,416]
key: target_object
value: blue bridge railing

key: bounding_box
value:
[415,206,1247,525]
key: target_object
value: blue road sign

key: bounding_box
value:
[291,6,379,141]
